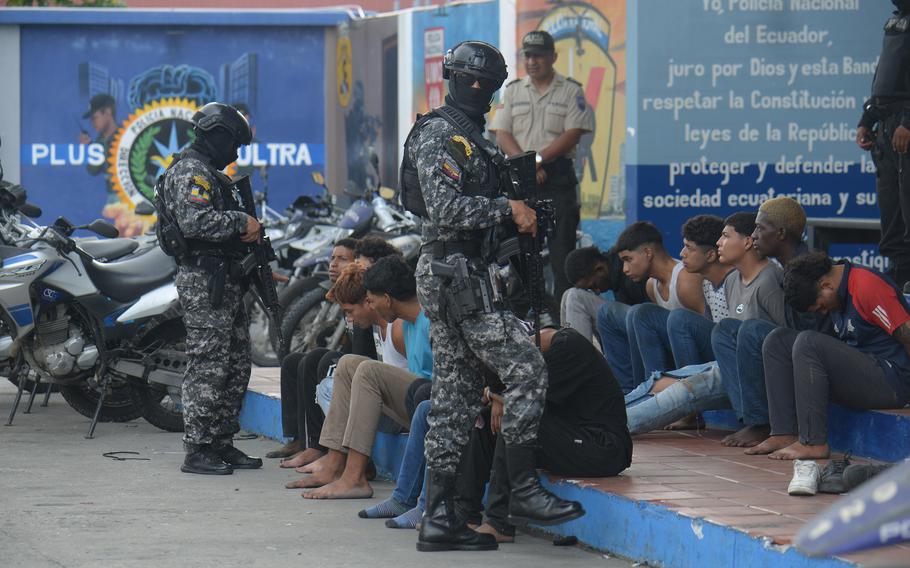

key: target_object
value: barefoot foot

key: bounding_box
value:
[722,425,772,448]
[474,523,515,543]
[769,442,830,461]
[744,435,797,455]
[280,447,325,469]
[285,469,341,489]
[664,413,705,431]
[302,477,373,500]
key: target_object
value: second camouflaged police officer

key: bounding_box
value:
[857,0,910,291]
[490,30,594,301]
[400,41,584,553]
[157,103,264,475]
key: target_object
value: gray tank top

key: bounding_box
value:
[650,262,684,310]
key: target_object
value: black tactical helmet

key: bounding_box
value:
[442,41,507,116]
[191,102,253,146]
[442,41,508,84]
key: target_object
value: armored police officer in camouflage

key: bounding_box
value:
[858,0,910,291]
[158,103,264,475]
[400,41,584,552]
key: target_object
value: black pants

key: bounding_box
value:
[455,407,631,534]
[539,180,580,302]
[872,115,910,283]
[762,328,905,445]
[279,348,341,450]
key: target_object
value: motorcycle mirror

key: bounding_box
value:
[311,171,326,186]
[134,200,156,216]
[85,219,120,239]
[18,202,42,218]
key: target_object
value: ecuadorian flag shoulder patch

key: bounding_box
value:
[189,175,212,205]
[439,155,462,183]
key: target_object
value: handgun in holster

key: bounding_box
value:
[430,257,499,323]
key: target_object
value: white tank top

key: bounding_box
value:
[649,262,685,310]
[375,322,408,369]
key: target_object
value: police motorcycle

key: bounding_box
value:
[276,152,421,359]
[0,182,187,437]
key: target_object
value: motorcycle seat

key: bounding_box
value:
[84,246,177,303]
[77,238,139,261]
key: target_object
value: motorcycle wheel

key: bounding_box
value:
[278,287,348,359]
[248,277,322,367]
[129,383,184,432]
[59,379,143,423]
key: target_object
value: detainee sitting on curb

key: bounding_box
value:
[292,256,433,499]
[748,252,910,460]
[559,246,648,346]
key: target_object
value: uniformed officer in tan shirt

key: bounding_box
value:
[490,30,594,301]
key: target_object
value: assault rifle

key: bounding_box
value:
[235,174,284,347]
[497,151,555,347]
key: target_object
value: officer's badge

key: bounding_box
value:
[445,135,472,166]
[439,155,462,183]
[189,175,212,205]
[576,95,586,112]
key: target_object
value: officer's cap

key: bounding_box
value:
[522,31,555,55]
[82,94,116,119]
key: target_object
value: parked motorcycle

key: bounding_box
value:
[0,182,187,436]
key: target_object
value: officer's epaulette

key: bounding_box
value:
[567,77,582,86]
[505,78,521,88]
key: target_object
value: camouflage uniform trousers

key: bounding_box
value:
[416,253,548,474]
[176,266,252,452]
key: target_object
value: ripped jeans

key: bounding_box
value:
[625,362,731,436]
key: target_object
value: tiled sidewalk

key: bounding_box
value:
[574,430,908,567]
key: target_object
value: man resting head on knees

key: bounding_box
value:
[748,252,910,461]
[293,257,433,500]
[560,246,648,345]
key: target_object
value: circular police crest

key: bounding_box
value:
[108,97,199,205]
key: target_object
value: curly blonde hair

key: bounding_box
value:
[759,196,806,237]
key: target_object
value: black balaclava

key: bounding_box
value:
[894,0,910,14]
[447,77,498,125]
[193,127,238,171]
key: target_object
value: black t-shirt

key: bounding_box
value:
[606,249,649,306]
[543,328,632,454]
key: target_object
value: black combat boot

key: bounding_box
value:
[417,470,498,552]
[505,444,584,526]
[181,446,233,475]
[215,444,263,469]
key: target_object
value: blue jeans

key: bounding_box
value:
[596,301,637,393]
[667,309,716,368]
[630,303,675,379]
[626,363,731,436]
[316,376,333,416]
[711,318,777,426]
[391,400,430,508]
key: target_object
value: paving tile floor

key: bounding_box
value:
[249,368,909,567]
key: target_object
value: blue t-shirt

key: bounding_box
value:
[403,311,433,380]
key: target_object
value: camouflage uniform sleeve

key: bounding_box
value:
[411,120,511,231]
[168,162,248,242]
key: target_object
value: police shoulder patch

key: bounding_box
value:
[445,135,472,166]
[576,95,587,112]
[192,175,211,192]
[188,176,212,205]
[438,154,463,183]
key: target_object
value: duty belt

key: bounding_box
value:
[421,240,482,259]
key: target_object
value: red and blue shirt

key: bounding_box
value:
[832,261,910,399]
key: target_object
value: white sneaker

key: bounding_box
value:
[788,459,820,496]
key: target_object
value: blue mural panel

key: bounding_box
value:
[19,25,326,236]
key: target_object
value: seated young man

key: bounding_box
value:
[651,215,732,371]
[354,235,404,268]
[268,238,362,461]
[293,257,433,499]
[711,197,811,448]
[595,221,705,393]
[625,212,789,436]
[749,253,910,460]
[560,246,648,345]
